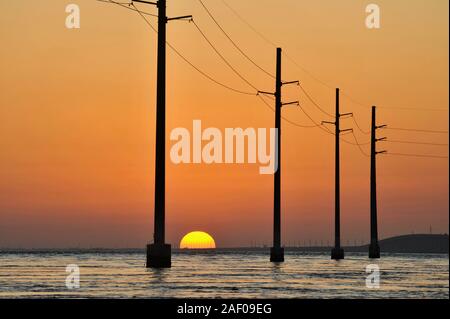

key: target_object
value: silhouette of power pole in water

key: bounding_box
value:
[135,0,192,268]
[322,88,353,260]
[258,48,298,263]
[369,106,386,259]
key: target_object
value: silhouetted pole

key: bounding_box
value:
[273,48,283,261]
[332,89,344,260]
[322,88,352,260]
[334,89,342,258]
[258,48,298,263]
[369,106,386,259]
[143,0,192,268]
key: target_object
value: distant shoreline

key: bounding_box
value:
[1,234,448,254]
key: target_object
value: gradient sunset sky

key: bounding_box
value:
[0,0,448,248]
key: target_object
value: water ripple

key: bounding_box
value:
[0,251,447,298]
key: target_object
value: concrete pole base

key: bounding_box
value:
[331,247,345,260]
[270,247,284,262]
[146,243,171,268]
[369,243,380,259]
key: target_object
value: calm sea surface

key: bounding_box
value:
[0,251,448,298]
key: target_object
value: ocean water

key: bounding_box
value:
[0,251,448,299]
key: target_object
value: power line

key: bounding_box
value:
[97,0,158,17]
[296,96,371,149]
[340,91,371,110]
[106,0,446,160]
[219,0,279,48]
[298,84,334,118]
[351,116,370,135]
[377,106,449,112]
[197,0,275,79]
[101,1,253,95]
[295,95,371,148]
[219,0,336,91]
[284,52,336,91]
[385,127,448,134]
[258,94,319,128]
[220,0,355,95]
[383,152,448,159]
[191,19,259,92]
[301,106,335,134]
[219,0,449,141]
[383,140,448,146]
[126,2,256,96]
[338,130,370,147]
[220,0,448,113]
[340,91,449,112]
[351,131,370,157]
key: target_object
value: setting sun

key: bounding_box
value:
[180,231,216,249]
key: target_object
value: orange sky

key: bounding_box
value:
[0,0,448,248]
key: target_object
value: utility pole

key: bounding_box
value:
[258,48,298,263]
[134,0,192,268]
[322,88,353,260]
[369,106,386,259]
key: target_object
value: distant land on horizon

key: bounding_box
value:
[1,234,448,254]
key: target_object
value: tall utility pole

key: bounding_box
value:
[258,48,298,263]
[369,106,386,259]
[135,0,191,268]
[272,48,283,262]
[322,88,352,260]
